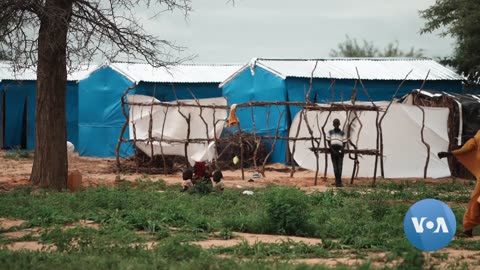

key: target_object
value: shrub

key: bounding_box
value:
[263,187,312,236]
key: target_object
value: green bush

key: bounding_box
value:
[263,187,313,236]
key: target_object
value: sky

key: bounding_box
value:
[138,0,455,64]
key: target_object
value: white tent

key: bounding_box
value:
[127,95,227,165]
[289,103,451,178]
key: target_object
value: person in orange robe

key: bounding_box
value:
[438,130,480,237]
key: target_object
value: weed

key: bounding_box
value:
[3,148,31,160]
[263,187,313,236]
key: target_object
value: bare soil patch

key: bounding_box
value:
[4,241,56,252]
[0,218,26,230]
[194,232,322,249]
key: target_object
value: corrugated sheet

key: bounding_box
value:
[109,62,243,83]
[254,58,464,81]
[0,61,97,81]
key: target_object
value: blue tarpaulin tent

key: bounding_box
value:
[220,58,465,163]
[0,62,91,150]
[78,62,242,158]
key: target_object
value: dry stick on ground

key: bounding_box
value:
[261,108,285,177]
[116,83,138,170]
[355,67,380,186]
[289,109,304,177]
[414,70,432,179]
[378,70,413,178]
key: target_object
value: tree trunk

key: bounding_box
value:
[30,0,73,190]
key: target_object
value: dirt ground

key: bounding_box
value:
[1,151,479,269]
[0,151,469,192]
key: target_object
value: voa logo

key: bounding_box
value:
[404,199,456,252]
[411,217,449,234]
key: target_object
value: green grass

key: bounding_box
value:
[0,179,477,269]
[3,148,32,160]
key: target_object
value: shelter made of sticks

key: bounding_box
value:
[220,58,464,163]
[77,62,242,158]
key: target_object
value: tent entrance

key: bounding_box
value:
[2,89,28,150]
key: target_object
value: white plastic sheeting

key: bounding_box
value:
[127,95,227,165]
[289,103,451,178]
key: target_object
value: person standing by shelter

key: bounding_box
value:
[326,119,347,187]
[438,130,480,237]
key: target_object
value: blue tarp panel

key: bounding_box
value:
[1,80,79,150]
[4,88,27,149]
[222,66,289,163]
[1,81,36,150]
[135,82,222,101]
[79,66,133,157]
[66,82,79,148]
[286,78,463,122]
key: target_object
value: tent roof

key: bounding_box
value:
[86,62,243,84]
[406,89,480,104]
[0,61,97,82]
[220,58,464,87]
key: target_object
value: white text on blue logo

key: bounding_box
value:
[411,217,449,233]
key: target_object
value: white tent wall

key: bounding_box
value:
[289,103,451,178]
[127,95,227,165]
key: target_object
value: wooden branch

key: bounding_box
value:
[185,114,191,167]
[237,123,245,180]
[260,109,272,177]
[303,108,320,185]
[378,70,413,177]
[289,109,304,177]
[159,106,169,175]
[250,104,259,172]
[262,108,285,177]
[124,100,383,111]
[309,148,381,156]
[116,83,137,170]
[414,70,432,179]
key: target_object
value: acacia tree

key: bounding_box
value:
[420,0,480,85]
[330,36,424,58]
[0,0,192,190]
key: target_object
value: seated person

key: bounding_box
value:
[211,170,225,192]
[193,161,211,181]
[181,168,194,192]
